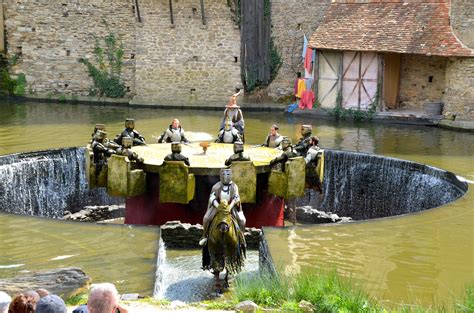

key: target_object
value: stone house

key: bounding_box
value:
[307,0,473,120]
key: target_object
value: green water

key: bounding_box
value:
[0,100,473,305]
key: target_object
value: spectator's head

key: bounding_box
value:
[22,292,39,304]
[7,294,36,313]
[0,291,11,313]
[171,119,180,129]
[35,289,49,298]
[87,283,119,313]
[35,295,66,313]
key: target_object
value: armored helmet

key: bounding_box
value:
[122,136,133,148]
[95,130,107,141]
[171,142,182,153]
[301,124,312,136]
[125,118,135,129]
[220,168,233,185]
[281,137,292,150]
[233,141,244,154]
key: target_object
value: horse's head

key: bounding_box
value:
[218,222,230,233]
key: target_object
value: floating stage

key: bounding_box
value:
[86,143,308,228]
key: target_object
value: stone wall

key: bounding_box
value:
[267,0,331,99]
[444,57,474,121]
[132,0,240,105]
[3,0,136,96]
[450,0,474,49]
[398,54,447,109]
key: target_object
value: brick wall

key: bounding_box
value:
[268,0,331,99]
[398,54,447,109]
[132,0,240,105]
[444,57,474,121]
[450,0,474,49]
[3,0,136,96]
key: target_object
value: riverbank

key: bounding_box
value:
[3,95,474,132]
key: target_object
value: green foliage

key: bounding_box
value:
[14,73,26,96]
[58,94,67,102]
[65,293,88,306]
[269,38,282,82]
[0,68,17,96]
[199,300,237,310]
[0,54,27,97]
[457,284,474,312]
[79,21,126,98]
[235,269,376,311]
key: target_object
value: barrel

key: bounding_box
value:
[425,102,444,116]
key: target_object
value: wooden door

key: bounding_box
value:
[317,50,342,109]
[383,53,401,109]
[342,52,378,110]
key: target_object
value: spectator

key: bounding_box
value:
[36,289,49,298]
[35,295,66,313]
[7,294,36,313]
[87,283,128,313]
[0,291,11,313]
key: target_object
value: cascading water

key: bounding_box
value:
[321,150,467,220]
[0,147,121,218]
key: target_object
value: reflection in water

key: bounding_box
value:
[0,100,473,305]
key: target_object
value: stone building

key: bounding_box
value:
[306,0,473,120]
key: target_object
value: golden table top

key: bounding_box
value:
[132,143,283,175]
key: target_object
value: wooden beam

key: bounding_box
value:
[0,4,4,53]
[200,0,206,25]
[134,0,142,23]
[169,0,174,25]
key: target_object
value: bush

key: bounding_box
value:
[80,21,126,98]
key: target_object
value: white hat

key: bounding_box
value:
[0,291,12,312]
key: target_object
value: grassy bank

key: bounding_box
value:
[233,269,474,312]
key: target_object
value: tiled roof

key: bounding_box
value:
[308,0,474,57]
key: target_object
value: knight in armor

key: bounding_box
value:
[118,137,144,163]
[114,118,146,146]
[157,118,190,143]
[91,123,106,141]
[294,124,313,156]
[262,124,283,148]
[220,89,244,136]
[269,137,298,172]
[199,168,246,246]
[225,141,250,166]
[304,136,323,194]
[164,142,190,166]
[92,130,117,182]
[216,117,241,143]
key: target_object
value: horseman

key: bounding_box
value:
[199,168,246,246]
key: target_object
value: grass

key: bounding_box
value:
[234,269,376,312]
[65,292,88,306]
[234,269,474,312]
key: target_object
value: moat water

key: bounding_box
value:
[0,100,473,307]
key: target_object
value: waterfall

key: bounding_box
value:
[321,150,468,220]
[0,147,121,218]
[153,238,167,299]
